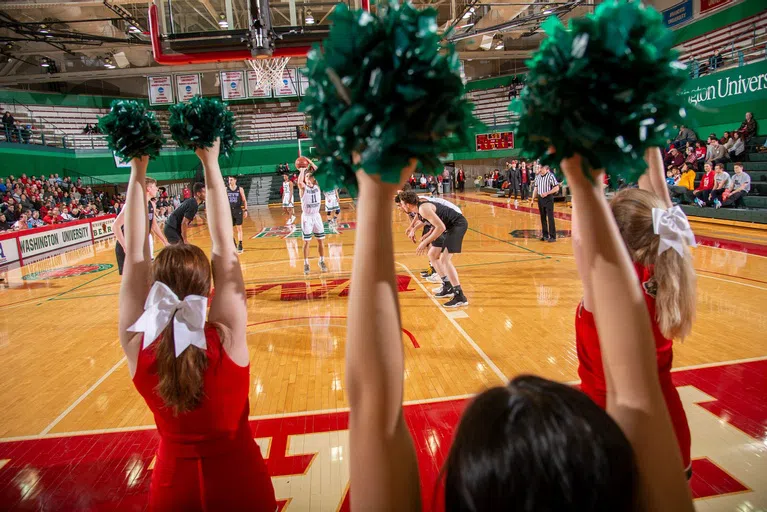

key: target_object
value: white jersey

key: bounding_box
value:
[302,184,322,214]
[325,189,339,210]
[282,182,294,207]
[428,197,462,214]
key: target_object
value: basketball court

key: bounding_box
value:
[0,193,765,510]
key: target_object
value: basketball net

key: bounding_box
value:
[246,57,290,91]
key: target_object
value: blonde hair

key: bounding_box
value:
[610,189,696,339]
[145,177,157,187]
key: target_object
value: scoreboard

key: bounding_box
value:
[475,131,514,151]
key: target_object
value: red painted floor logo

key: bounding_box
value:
[22,263,113,281]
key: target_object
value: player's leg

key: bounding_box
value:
[302,215,312,274]
[314,214,328,272]
[441,221,469,307]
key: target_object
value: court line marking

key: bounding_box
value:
[397,261,508,383]
[697,274,767,291]
[467,227,548,257]
[4,357,766,443]
[38,356,127,436]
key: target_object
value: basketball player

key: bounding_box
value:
[114,176,168,275]
[281,174,295,225]
[296,157,328,275]
[227,176,248,253]
[324,187,341,224]
[398,190,469,307]
[164,183,205,244]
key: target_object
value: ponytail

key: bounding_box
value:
[610,189,696,339]
[154,318,208,416]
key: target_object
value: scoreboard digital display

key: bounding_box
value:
[475,132,514,151]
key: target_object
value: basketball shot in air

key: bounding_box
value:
[296,156,327,275]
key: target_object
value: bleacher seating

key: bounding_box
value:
[676,11,767,74]
[465,87,516,127]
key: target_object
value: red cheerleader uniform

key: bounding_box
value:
[575,263,691,472]
[133,325,277,511]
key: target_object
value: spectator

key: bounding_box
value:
[668,164,695,204]
[43,207,62,225]
[456,168,465,192]
[664,147,685,169]
[673,125,697,147]
[60,207,74,222]
[0,213,12,231]
[182,185,192,199]
[698,163,729,207]
[27,210,45,228]
[419,174,427,189]
[729,132,745,162]
[13,213,28,231]
[71,188,81,203]
[706,138,729,165]
[737,112,757,141]
[172,195,181,209]
[683,143,698,170]
[690,163,716,205]
[719,163,750,209]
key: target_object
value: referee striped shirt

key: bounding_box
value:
[534,171,559,196]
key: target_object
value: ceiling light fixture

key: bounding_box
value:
[218,13,228,28]
[463,22,474,27]
[305,9,315,24]
[128,25,141,33]
[41,58,50,67]
[543,8,553,14]
[495,43,504,49]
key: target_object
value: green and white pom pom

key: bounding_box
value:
[168,96,238,157]
[299,0,480,193]
[512,0,691,182]
[98,100,165,163]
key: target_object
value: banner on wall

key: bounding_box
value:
[298,69,310,96]
[680,61,767,108]
[19,223,92,259]
[700,0,733,13]
[246,70,272,98]
[91,218,116,240]
[0,238,20,266]
[662,0,693,27]
[147,75,174,105]
[274,69,299,97]
[220,71,246,100]
[175,74,201,102]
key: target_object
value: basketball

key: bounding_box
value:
[295,156,312,170]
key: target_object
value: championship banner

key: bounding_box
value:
[0,238,20,266]
[220,71,246,100]
[92,217,116,240]
[19,223,92,259]
[246,70,272,98]
[175,74,201,103]
[273,69,299,97]
[700,0,732,13]
[298,69,310,96]
[662,0,693,27]
[147,75,174,105]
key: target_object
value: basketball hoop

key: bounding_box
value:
[246,57,290,90]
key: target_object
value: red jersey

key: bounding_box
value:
[697,171,715,191]
[182,188,191,199]
[575,263,691,469]
[132,326,277,511]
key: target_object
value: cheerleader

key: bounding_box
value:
[573,147,696,477]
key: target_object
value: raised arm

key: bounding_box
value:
[297,166,307,192]
[196,139,248,364]
[118,156,152,375]
[561,155,693,511]
[346,160,421,512]
[639,147,673,208]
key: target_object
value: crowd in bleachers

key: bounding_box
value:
[663,112,764,209]
[0,173,121,233]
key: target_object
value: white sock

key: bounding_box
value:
[304,258,309,264]
[319,256,325,263]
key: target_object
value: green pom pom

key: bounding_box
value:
[513,0,691,183]
[97,100,165,163]
[168,96,238,157]
[299,0,480,192]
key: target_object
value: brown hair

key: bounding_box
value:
[398,190,419,205]
[610,189,696,339]
[151,244,225,415]
[145,177,157,187]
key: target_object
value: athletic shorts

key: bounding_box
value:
[164,224,183,244]
[325,197,340,213]
[422,224,432,237]
[439,217,468,254]
[115,236,154,276]
[231,209,243,226]
[282,193,294,208]
[301,212,325,241]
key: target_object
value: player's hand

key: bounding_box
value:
[416,241,428,256]
[243,210,248,218]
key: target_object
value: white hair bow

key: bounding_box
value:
[652,206,697,257]
[128,281,208,357]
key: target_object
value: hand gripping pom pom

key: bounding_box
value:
[168,96,238,157]
[512,0,691,182]
[98,100,165,163]
[299,0,481,194]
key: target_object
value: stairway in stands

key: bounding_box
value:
[245,175,276,206]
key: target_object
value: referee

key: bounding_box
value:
[530,165,560,242]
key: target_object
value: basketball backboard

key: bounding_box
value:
[151,0,362,62]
